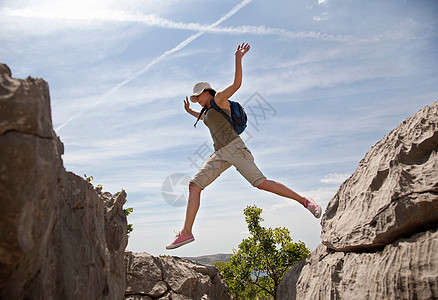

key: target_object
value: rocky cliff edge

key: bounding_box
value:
[0,63,128,299]
[277,101,438,299]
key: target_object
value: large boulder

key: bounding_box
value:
[125,252,232,300]
[278,101,438,299]
[0,63,128,299]
[278,230,437,300]
[322,101,438,251]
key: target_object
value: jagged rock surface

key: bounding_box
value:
[125,252,232,300]
[322,101,438,251]
[0,63,128,299]
[279,230,437,300]
[278,101,438,299]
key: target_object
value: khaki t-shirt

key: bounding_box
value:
[204,107,239,151]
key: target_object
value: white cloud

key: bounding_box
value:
[321,173,350,184]
[313,12,329,21]
[268,199,300,212]
[1,0,175,17]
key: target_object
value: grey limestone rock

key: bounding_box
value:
[0,63,128,299]
[125,252,232,300]
[278,101,438,300]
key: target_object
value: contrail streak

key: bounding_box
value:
[4,1,363,43]
[55,0,252,132]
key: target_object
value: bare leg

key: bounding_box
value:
[256,179,306,206]
[181,182,202,236]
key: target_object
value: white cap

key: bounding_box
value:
[190,82,215,102]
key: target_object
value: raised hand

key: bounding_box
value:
[235,42,250,59]
[184,96,191,112]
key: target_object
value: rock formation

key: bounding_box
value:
[277,101,438,299]
[0,63,128,299]
[6,60,436,300]
[125,252,232,300]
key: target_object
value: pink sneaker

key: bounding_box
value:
[304,197,322,219]
[166,232,195,250]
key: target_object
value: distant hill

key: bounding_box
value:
[183,253,231,265]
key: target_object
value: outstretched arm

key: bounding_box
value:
[215,43,250,106]
[184,97,203,119]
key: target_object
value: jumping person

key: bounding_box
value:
[166,43,322,250]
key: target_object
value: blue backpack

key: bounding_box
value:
[194,98,247,135]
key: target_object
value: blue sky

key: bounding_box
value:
[1,0,437,257]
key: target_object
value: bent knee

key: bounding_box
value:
[189,181,203,192]
[256,179,269,190]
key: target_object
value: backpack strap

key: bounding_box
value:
[210,98,233,125]
[193,98,234,128]
[194,105,208,128]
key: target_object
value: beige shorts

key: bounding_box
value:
[191,137,266,189]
